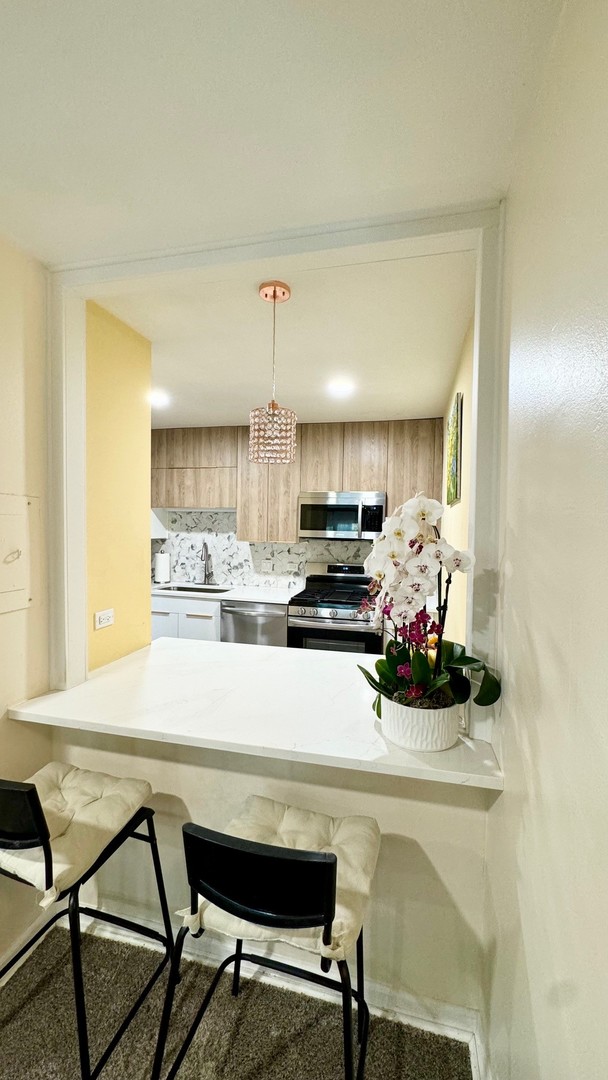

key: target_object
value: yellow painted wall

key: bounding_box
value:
[441,319,473,646]
[86,302,151,670]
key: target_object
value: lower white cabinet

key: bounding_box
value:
[178,610,218,641]
[151,609,179,640]
[151,594,220,642]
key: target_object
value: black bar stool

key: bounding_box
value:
[151,794,380,1080]
[0,761,174,1080]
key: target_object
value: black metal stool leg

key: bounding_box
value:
[356,930,365,1043]
[151,924,189,1080]
[338,959,354,1080]
[232,939,243,996]
[146,813,174,953]
[68,887,91,1080]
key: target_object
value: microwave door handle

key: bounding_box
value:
[357,500,363,539]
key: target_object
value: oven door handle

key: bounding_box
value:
[287,617,379,632]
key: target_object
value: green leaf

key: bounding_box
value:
[384,640,409,676]
[427,672,450,693]
[373,693,382,719]
[473,667,501,706]
[446,667,472,704]
[375,658,395,685]
[448,655,484,671]
[411,650,432,686]
[358,665,392,700]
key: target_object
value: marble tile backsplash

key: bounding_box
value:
[151,510,372,589]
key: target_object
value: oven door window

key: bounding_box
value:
[288,623,382,654]
[299,503,359,537]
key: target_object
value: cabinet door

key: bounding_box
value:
[196,467,237,508]
[151,609,179,640]
[236,427,269,541]
[267,426,301,542]
[178,609,220,641]
[165,426,238,467]
[196,427,238,468]
[151,468,168,507]
[342,422,389,492]
[299,424,343,491]
[151,429,167,468]
[386,419,443,513]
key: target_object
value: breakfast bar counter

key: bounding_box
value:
[9,638,502,791]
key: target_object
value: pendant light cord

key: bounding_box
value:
[271,288,277,402]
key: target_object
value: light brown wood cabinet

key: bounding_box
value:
[152,418,443,536]
[152,427,238,509]
[386,418,443,513]
[163,426,237,468]
[151,467,237,509]
[236,426,301,542]
[236,427,269,541]
[299,423,344,491]
[342,422,389,492]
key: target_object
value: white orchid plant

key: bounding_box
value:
[358,494,501,715]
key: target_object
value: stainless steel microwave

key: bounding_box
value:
[297,491,386,541]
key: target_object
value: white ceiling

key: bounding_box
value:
[91,240,477,426]
[0,0,561,269]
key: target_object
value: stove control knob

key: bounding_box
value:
[329,608,338,618]
[311,607,318,617]
[351,609,358,619]
[298,607,307,616]
[362,611,371,622]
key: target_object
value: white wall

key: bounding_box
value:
[0,236,52,955]
[485,1,608,1076]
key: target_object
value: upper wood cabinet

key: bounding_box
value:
[342,422,389,492]
[386,419,443,513]
[155,427,238,469]
[153,418,443,533]
[236,427,269,541]
[236,427,302,542]
[299,424,344,492]
[152,427,238,509]
[267,428,301,543]
[152,467,236,509]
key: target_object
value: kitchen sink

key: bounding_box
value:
[154,584,231,593]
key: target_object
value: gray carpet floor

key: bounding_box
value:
[0,929,472,1080]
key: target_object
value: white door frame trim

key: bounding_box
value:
[48,204,504,730]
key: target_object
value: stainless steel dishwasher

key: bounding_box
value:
[220,601,287,647]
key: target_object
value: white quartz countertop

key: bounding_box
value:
[151,584,298,605]
[9,639,502,791]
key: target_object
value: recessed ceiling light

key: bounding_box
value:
[326,377,356,399]
[149,389,170,408]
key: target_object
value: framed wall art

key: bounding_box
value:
[446,392,463,506]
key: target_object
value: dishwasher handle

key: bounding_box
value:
[222,605,286,618]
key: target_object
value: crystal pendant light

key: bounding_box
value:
[248,281,297,464]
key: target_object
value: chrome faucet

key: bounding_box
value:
[199,541,210,584]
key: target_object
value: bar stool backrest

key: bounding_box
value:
[0,778,53,889]
[182,823,337,943]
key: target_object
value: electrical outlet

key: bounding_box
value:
[261,559,273,571]
[94,608,114,630]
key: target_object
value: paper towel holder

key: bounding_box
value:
[154,549,171,584]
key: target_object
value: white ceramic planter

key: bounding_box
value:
[380,697,460,752]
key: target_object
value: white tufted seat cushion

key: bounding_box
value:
[0,762,152,908]
[180,795,381,961]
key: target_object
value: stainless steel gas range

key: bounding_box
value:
[287,564,382,654]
